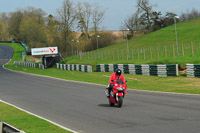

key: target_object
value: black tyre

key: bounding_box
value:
[109,99,114,106]
[117,96,123,108]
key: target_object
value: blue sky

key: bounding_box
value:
[1,0,200,30]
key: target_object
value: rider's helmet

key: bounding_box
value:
[115,69,122,77]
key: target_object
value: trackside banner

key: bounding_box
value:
[31,47,58,55]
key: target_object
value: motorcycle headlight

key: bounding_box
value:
[117,87,123,91]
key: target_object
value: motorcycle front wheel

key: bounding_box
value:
[117,96,123,108]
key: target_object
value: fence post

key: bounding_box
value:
[121,49,123,60]
[144,48,146,60]
[182,42,184,56]
[127,49,129,60]
[173,45,175,58]
[150,47,152,60]
[117,50,119,60]
[191,41,194,56]
[157,47,160,60]
[108,50,110,60]
[165,45,167,58]
[137,48,140,60]
[198,42,200,53]
[0,121,2,133]
[113,51,114,60]
[132,48,134,60]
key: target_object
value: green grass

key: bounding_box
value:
[0,102,70,133]
[64,18,200,69]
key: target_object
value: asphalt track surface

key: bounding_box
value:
[1,45,200,133]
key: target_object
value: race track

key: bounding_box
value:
[1,45,200,133]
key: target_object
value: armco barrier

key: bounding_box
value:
[56,63,92,72]
[96,64,178,77]
[38,64,44,69]
[187,64,200,77]
[14,61,45,69]
[0,121,24,133]
[14,61,36,68]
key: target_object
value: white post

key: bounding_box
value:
[97,35,100,59]
[174,16,179,57]
[126,29,130,59]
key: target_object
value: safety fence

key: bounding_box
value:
[13,61,179,76]
[14,61,44,69]
[186,64,200,77]
[56,63,92,72]
[14,61,36,68]
[96,64,178,77]
[0,121,24,133]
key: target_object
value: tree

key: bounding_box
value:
[76,2,92,39]
[57,0,76,55]
[180,8,200,22]
[92,4,105,34]
[163,12,178,27]
[123,11,140,37]
[19,14,47,48]
[0,13,9,40]
[8,11,23,40]
[45,14,61,47]
[136,0,155,31]
[151,11,163,31]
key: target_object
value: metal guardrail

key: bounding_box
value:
[0,121,24,133]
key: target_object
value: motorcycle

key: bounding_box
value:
[105,79,127,108]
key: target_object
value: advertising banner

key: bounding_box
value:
[31,47,58,55]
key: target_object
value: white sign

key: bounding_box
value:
[31,47,58,55]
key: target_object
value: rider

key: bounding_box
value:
[106,69,126,97]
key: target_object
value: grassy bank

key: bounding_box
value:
[64,18,200,69]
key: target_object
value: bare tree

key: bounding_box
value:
[57,0,76,54]
[137,0,155,31]
[76,2,92,39]
[180,8,200,22]
[123,11,140,37]
[92,4,105,34]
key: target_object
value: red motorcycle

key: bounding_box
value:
[106,79,127,108]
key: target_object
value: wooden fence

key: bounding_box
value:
[75,41,200,61]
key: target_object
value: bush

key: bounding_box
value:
[86,32,117,51]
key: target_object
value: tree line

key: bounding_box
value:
[0,0,107,57]
[122,0,200,37]
[0,0,200,57]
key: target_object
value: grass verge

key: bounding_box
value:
[0,102,71,133]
